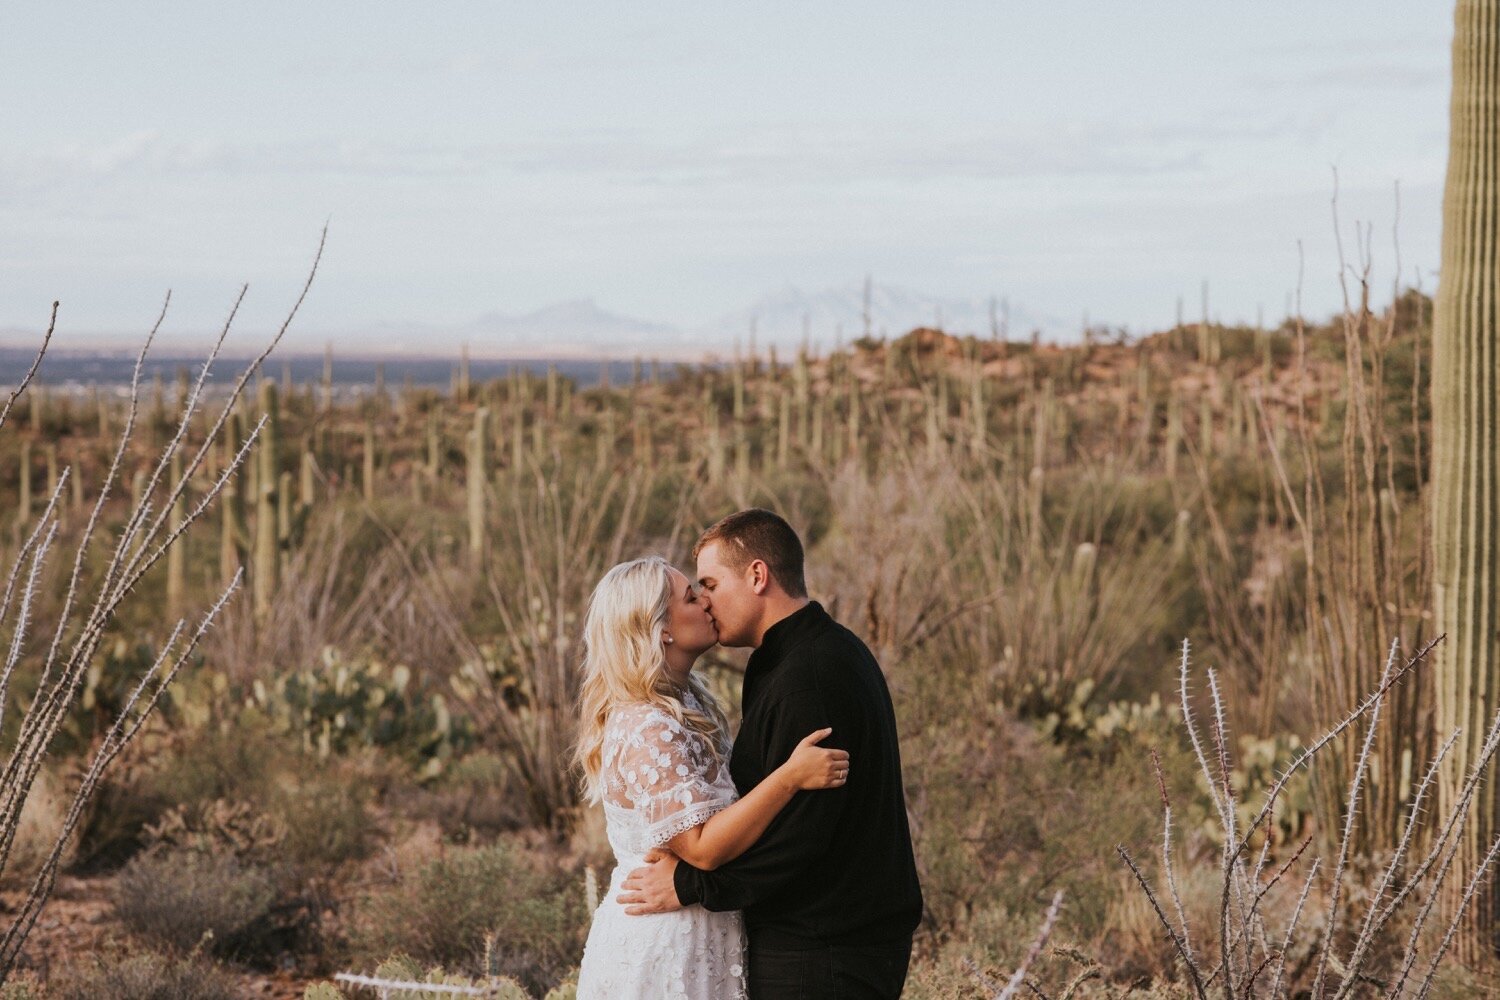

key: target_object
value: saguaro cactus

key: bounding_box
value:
[1164,392,1182,479]
[925,383,942,462]
[793,350,811,449]
[221,412,249,584]
[28,384,47,433]
[362,423,376,503]
[44,443,58,509]
[321,343,334,414]
[777,387,790,469]
[467,407,489,557]
[149,374,166,444]
[14,440,33,529]
[166,451,187,617]
[1431,0,1500,957]
[733,364,750,480]
[846,379,861,467]
[426,409,441,485]
[707,403,725,483]
[252,381,280,619]
[969,366,986,460]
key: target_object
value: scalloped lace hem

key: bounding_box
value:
[643,800,735,850]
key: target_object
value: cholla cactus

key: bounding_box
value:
[0,231,324,984]
[1117,636,1500,998]
[332,956,531,1000]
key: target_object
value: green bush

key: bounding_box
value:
[54,950,239,1000]
[904,700,1206,948]
[0,973,45,1000]
[272,774,376,872]
[395,751,526,844]
[112,848,276,957]
[73,720,287,871]
[351,840,586,995]
[79,717,382,878]
[357,955,531,999]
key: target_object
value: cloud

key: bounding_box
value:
[0,99,1352,208]
[1247,62,1444,91]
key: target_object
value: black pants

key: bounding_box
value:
[747,937,912,999]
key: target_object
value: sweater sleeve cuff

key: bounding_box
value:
[673,859,703,906]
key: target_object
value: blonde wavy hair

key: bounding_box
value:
[573,555,730,804]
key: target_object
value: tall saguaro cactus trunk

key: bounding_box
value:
[1432,0,1500,961]
[252,381,281,620]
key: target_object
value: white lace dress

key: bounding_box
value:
[576,692,747,1000]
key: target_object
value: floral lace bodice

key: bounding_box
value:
[578,690,747,999]
[598,690,737,859]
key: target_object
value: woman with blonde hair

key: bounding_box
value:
[573,555,848,999]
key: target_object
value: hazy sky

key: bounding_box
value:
[0,2,1451,343]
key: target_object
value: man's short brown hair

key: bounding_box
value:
[692,508,807,598]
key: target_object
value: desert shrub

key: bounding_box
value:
[302,966,578,1000]
[142,798,286,863]
[128,802,339,963]
[53,950,238,1000]
[903,902,1058,1000]
[0,973,44,1000]
[350,839,587,994]
[77,713,385,878]
[356,955,531,999]
[112,848,276,957]
[0,767,71,890]
[69,764,174,873]
[394,751,527,844]
[150,718,290,811]
[271,773,376,871]
[73,719,287,871]
[51,638,180,755]
[903,695,1207,948]
[1098,863,1224,982]
[200,509,466,686]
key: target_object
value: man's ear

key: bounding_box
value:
[748,558,771,596]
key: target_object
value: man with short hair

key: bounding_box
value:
[618,508,923,999]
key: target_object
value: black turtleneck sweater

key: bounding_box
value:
[672,601,923,949]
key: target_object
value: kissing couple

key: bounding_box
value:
[572,508,923,999]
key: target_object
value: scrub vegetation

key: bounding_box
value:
[4,254,1497,996]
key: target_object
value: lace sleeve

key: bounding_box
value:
[610,706,735,849]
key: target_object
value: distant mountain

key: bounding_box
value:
[300,285,1066,360]
[302,299,696,360]
[458,299,696,358]
[703,282,1065,351]
[0,286,1075,362]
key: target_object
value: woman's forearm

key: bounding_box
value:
[667,766,798,870]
